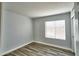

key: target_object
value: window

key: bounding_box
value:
[45,20,65,40]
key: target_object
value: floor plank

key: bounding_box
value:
[4,42,75,56]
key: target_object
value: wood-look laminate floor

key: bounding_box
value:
[4,42,75,56]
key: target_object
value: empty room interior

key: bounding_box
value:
[0,2,79,56]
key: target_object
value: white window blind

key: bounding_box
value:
[45,20,65,40]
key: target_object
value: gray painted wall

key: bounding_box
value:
[75,12,79,55]
[0,10,33,54]
[0,3,1,47]
[33,12,72,49]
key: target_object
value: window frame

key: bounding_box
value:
[45,20,66,40]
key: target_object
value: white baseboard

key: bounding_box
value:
[34,41,73,52]
[1,41,74,56]
[0,41,32,56]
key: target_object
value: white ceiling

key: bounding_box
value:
[3,2,74,18]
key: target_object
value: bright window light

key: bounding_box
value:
[45,20,65,40]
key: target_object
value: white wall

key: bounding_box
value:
[0,9,33,54]
[33,12,72,50]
